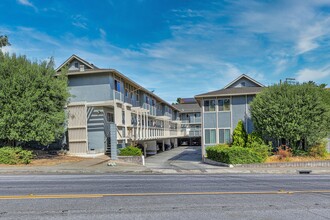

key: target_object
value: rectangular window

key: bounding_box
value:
[218,98,230,111]
[106,112,114,123]
[146,96,149,104]
[114,80,121,92]
[125,89,128,97]
[122,111,125,124]
[219,129,230,144]
[204,100,215,112]
[136,94,139,101]
[205,129,216,144]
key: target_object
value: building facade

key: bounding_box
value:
[173,98,201,146]
[56,55,183,158]
[195,74,264,158]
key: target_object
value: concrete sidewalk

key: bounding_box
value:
[0,149,329,174]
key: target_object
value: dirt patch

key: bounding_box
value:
[0,149,90,167]
[266,155,330,163]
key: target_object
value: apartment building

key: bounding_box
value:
[195,74,265,158]
[173,98,201,146]
[56,55,183,158]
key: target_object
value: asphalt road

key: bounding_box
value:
[0,174,330,220]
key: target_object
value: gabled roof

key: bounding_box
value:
[195,87,264,98]
[223,74,265,89]
[56,55,180,112]
[194,74,265,99]
[55,54,98,72]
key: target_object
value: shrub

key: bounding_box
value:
[276,145,292,160]
[206,145,264,164]
[119,146,143,156]
[246,132,264,147]
[308,140,328,158]
[232,120,247,147]
[0,146,33,164]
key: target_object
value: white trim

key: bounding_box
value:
[223,74,265,89]
[56,54,95,72]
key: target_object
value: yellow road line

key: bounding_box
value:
[0,190,329,200]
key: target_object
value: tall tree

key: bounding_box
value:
[0,35,10,48]
[250,82,330,150]
[0,52,70,146]
[232,120,247,147]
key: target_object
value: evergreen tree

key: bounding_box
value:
[0,52,70,146]
[250,82,330,150]
[0,35,10,48]
[232,120,247,147]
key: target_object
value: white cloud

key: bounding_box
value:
[71,15,88,29]
[17,0,37,11]
[296,65,330,82]
[99,28,106,39]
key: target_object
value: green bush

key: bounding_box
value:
[308,140,328,158]
[119,146,143,156]
[206,145,264,164]
[232,120,247,147]
[246,132,264,147]
[0,146,33,164]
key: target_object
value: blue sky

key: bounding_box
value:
[1,0,330,103]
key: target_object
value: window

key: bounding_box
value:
[115,80,121,92]
[241,81,246,87]
[122,111,125,124]
[152,99,155,106]
[205,129,216,144]
[204,100,215,112]
[136,94,139,101]
[219,129,230,144]
[218,98,230,111]
[146,96,149,104]
[106,112,114,123]
[74,62,79,68]
[125,89,128,97]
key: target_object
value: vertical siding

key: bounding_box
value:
[204,113,217,128]
[67,104,88,154]
[218,112,231,128]
[87,108,105,153]
[232,96,247,131]
[246,95,255,133]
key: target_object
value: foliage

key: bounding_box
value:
[0,35,10,48]
[246,132,264,148]
[276,145,292,160]
[250,82,330,150]
[232,120,247,147]
[0,52,70,146]
[308,140,328,158]
[0,146,33,164]
[119,146,143,156]
[206,145,265,164]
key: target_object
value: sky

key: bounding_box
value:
[1,0,330,103]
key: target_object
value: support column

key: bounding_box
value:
[143,142,147,158]
[162,139,165,152]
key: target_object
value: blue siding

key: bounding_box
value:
[232,96,246,130]
[204,113,217,128]
[218,112,231,128]
[246,95,255,133]
[69,74,112,102]
[229,78,260,88]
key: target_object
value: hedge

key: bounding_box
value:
[119,146,143,156]
[206,145,265,164]
[0,146,33,164]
